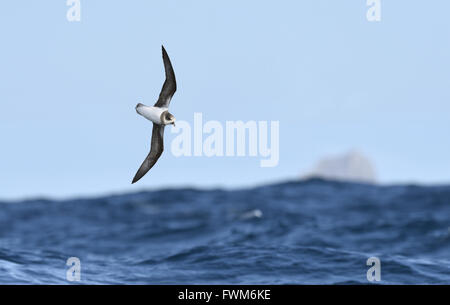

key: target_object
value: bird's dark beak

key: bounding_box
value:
[172,122,176,127]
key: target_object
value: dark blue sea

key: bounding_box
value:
[1,179,450,284]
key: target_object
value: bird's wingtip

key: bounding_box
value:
[161,45,169,56]
[132,172,143,184]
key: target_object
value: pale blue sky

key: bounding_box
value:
[1,1,450,199]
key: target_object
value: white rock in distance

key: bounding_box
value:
[302,150,377,183]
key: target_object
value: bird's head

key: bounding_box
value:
[163,111,176,127]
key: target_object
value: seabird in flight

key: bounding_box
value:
[132,45,177,184]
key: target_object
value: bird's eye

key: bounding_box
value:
[166,116,171,120]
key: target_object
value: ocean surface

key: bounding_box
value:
[1,179,450,284]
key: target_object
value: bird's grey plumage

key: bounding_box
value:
[154,46,177,108]
[132,46,177,184]
[132,123,165,184]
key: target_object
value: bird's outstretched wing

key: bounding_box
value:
[132,124,165,184]
[154,45,177,108]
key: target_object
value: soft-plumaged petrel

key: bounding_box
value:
[132,45,177,184]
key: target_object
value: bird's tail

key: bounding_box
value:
[135,103,144,114]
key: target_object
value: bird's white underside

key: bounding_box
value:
[136,105,168,124]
